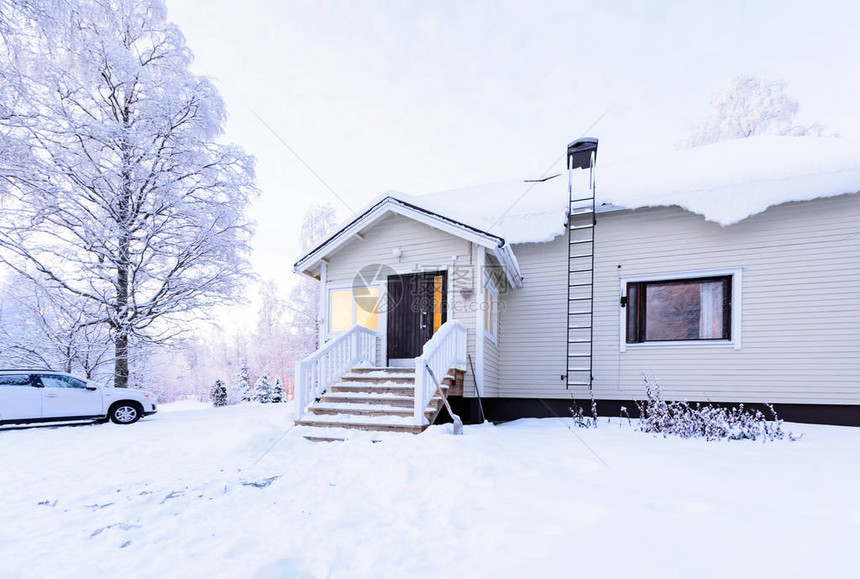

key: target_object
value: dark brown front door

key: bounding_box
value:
[387,271,447,363]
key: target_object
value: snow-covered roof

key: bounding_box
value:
[296,136,860,273]
[293,196,525,286]
[384,177,569,244]
[395,135,860,241]
[599,136,860,226]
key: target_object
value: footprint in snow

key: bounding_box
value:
[241,475,281,489]
[83,502,115,510]
[90,522,141,538]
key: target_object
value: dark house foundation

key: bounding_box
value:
[448,397,860,427]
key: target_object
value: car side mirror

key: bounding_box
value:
[85,384,98,391]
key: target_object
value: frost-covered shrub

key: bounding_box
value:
[570,394,599,428]
[635,377,799,442]
[254,373,273,403]
[210,379,227,407]
[272,378,285,403]
[231,359,252,404]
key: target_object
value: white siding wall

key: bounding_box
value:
[499,193,860,405]
[323,212,481,393]
[588,194,860,405]
[498,235,570,397]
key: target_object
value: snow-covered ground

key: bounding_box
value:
[1,403,857,578]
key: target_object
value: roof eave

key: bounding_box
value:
[493,244,523,288]
[293,197,524,285]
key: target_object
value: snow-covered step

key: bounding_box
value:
[295,413,426,434]
[295,425,415,443]
[298,412,418,425]
[308,402,435,418]
[348,367,415,375]
[329,382,417,395]
[296,364,458,440]
[320,392,415,406]
[340,372,415,383]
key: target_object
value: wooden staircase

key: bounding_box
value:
[295,367,463,442]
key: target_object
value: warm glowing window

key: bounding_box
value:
[433,275,443,332]
[329,286,379,333]
[329,289,353,332]
[355,286,379,330]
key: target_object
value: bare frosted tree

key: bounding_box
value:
[288,204,337,354]
[686,74,833,147]
[299,204,338,255]
[0,0,256,387]
[251,279,289,386]
[0,273,111,378]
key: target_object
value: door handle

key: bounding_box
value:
[421,310,427,328]
[43,393,58,398]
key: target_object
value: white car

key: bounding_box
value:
[0,370,157,426]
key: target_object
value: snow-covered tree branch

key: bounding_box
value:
[286,204,336,359]
[0,273,112,378]
[0,0,257,387]
[686,74,835,147]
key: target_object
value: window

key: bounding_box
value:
[483,274,499,342]
[433,275,444,332]
[38,375,88,389]
[0,374,33,387]
[626,275,731,343]
[329,286,379,333]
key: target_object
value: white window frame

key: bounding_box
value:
[619,267,742,352]
[326,281,385,337]
[483,272,499,344]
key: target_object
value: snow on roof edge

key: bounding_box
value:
[299,136,860,267]
[597,136,860,226]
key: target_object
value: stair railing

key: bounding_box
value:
[294,325,379,419]
[413,320,467,425]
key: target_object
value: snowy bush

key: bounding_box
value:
[272,378,285,403]
[570,395,599,428]
[635,377,799,442]
[237,360,253,403]
[254,374,273,404]
[227,360,252,405]
[210,380,228,407]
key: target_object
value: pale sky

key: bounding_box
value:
[164,0,860,326]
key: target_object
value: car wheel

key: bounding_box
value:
[109,402,142,424]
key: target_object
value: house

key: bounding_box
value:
[292,135,860,436]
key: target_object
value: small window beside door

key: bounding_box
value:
[329,286,379,333]
[483,274,499,343]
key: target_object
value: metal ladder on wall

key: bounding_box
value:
[565,138,598,392]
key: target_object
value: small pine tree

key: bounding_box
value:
[254,373,273,403]
[272,377,285,403]
[232,359,252,403]
[210,379,227,407]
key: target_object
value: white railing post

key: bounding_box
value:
[411,320,468,428]
[295,361,305,413]
[414,356,426,425]
[293,325,380,421]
